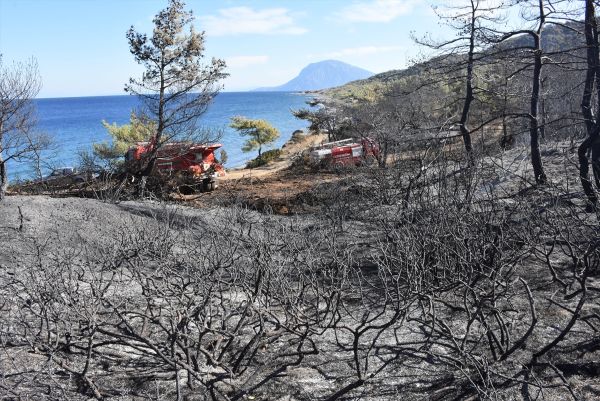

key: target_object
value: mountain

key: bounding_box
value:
[254,60,374,92]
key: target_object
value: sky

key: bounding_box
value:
[0,0,449,98]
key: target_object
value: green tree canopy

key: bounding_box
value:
[230,116,280,159]
[93,113,156,167]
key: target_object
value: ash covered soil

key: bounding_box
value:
[0,195,233,245]
[0,141,599,400]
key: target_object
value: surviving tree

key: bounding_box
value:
[93,112,156,170]
[125,0,228,177]
[0,57,48,200]
[230,116,280,160]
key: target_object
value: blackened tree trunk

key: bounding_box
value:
[0,153,7,200]
[140,70,166,178]
[529,0,547,184]
[0,121,5,199]
[490,0,555,183]
[459,1,476,165]
[414,0,504,165]
[579,0,600,208]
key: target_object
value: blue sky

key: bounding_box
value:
[0,0,446,98]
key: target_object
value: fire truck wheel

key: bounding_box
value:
[202,179,216,192]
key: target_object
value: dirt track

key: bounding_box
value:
[222,132,327,180]
[176,132,349,214]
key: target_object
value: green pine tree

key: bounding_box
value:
[230,116,280,160]
[93,113,156,168]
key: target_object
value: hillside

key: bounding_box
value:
[320,21,584,102]
[318,63,425,102]
[254,60,373,92]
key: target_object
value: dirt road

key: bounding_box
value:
[183,133,349,214]
[222,133,327,180]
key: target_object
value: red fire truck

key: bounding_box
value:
[309,138,379,167]
[126,138,226,192]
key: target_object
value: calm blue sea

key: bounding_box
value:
[8,92,311,181]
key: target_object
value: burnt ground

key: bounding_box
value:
[1,139,600,400]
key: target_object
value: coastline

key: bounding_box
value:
[8,92,310,181]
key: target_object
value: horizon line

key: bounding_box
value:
[34,90,311,100]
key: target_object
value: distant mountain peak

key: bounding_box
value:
[254,60,374,92]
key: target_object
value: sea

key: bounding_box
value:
[8,92,311,181]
